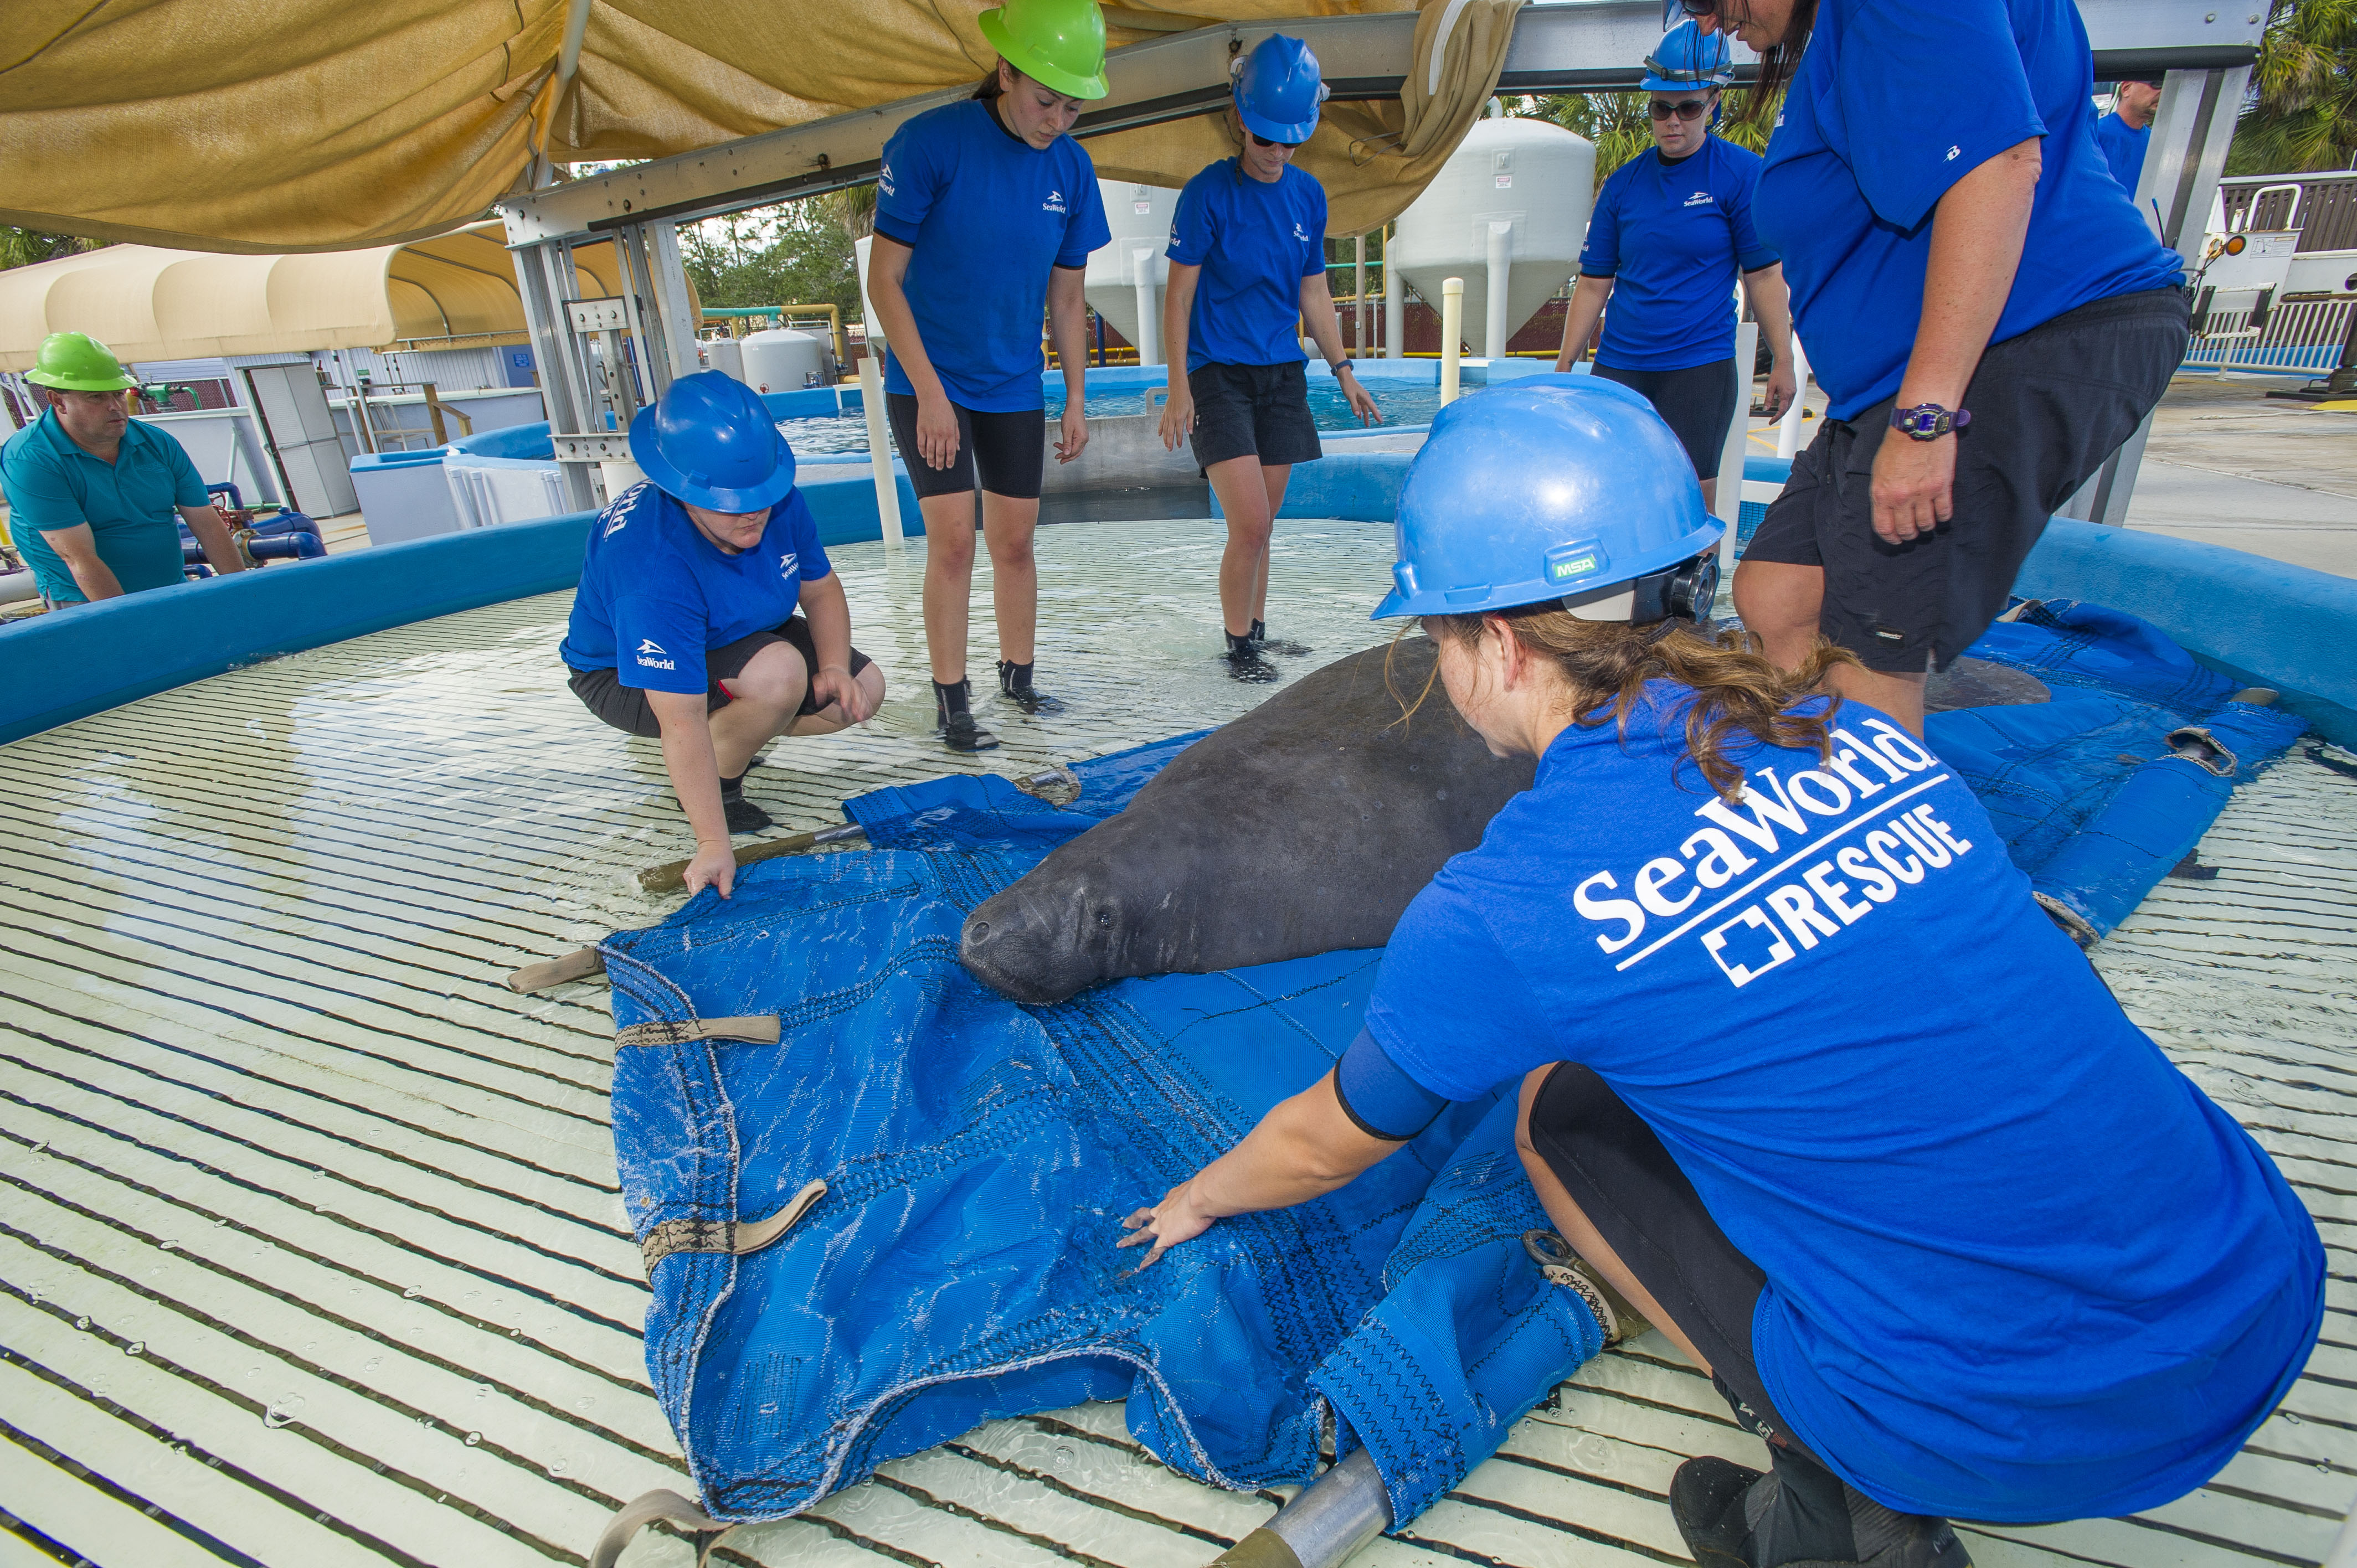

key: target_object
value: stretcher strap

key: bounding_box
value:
[640,1178,828,1274]
[589,1488,734,1568]
[615,1014,782,1048]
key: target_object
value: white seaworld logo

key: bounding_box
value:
[634,637,676,671]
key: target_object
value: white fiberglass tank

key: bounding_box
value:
[1084,180,1181,363]
[739,327,827,393]
[1391,116,1596,358]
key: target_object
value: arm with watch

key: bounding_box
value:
[1872,137,2042,545]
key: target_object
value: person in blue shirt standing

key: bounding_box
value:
[1157,35,1382,682]
[1703,0,2190,739]
[2093,75,2163,194]
[863,0,1113,752]
[560,372,883,899]
[1551,23,1796,512]
[1115,383,2322,1568]
[2,332,249,606]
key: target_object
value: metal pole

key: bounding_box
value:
[1440,278,1464,404]
[513,238,600,512]
[1385,225,1403,360]
[643,219,702,390]
[1484,221,1512,360]
[1355,232,1368,355]
[858,353,904,552]
[1131,246,1161,368]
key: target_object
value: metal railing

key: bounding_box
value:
[2180,293,2356,374]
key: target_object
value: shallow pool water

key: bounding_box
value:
[778,380,1434,460]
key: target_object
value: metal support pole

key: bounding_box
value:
[642,220,702,390]
[2063,63,2247,526]
[1440,278,1464,404]
[1131,247,1161,368]
[513,238,599,512]
[1484,221,1512,360]
[1355,233,1368,355]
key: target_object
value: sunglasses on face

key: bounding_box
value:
[1248,130,1304,149]
[1668,0,1718,18]
[1650,98,1710,121]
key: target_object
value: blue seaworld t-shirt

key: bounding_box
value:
[559,482,833,693]
[874,99,1111,412]
[1753,0,2187,420]
[1165,158,1329,371]
[1580,137,1777,372]
[2093,109,2151,195]
[1361,690,2323,1524]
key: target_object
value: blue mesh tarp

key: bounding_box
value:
[604,600,2302,1533]
[603,738,1605,1530]
[1928,599,2307,937]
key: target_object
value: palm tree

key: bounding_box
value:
[2229,0,2357,174]
[0,228,101,271]
[1527,87,1782,191]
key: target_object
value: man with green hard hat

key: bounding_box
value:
[1,331,246,607]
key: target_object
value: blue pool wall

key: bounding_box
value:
[5,448,2352,750]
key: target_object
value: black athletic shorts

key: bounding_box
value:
[1188,360,1324,471]
[1591,358,1738,481]
[565,616,873,738]
[884,393,1046,501]
[1524,1061,1821,1463]
[1744,287,2189,674]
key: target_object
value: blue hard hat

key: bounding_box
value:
[1372,375,1723,621]
[1641,20,1734,91]
[1233,35,1328,145]
[629,369,797,513]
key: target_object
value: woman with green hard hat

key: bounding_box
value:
[1119,380,2321,1568]
[1157,33,1382,682]
[1,331,248,607]
[863,0,1113,753]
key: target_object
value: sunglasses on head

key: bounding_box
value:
[1248,130,1304,149]
[1666,0,1719,18]
[1650,97,1710,121]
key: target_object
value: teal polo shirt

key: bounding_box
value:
[1,408,208,603]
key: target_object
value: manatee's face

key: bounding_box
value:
[959,848,1133,1005]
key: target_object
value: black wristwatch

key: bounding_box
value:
[1891,403,1972,441]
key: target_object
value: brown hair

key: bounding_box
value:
[972,61,1008,101]
[1730,0,1818,127]
[1399,608,1861,800]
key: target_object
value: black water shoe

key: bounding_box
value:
[716,773,772,834]
[1224,631,1279,683]
[934,678,1001,753]
[1670,1453,1972,1568]
[1251,618,1311,657]
[997,659,1065,715]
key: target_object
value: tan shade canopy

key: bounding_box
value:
[0,0,1516,254]
[0,225,630,370]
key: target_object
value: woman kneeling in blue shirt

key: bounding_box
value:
[1119,381,2321,1568]
[1159,35,1381,682]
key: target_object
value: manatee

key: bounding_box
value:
[959,638,1536,1004]
[1926,656,2052,711]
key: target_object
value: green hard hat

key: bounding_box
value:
[25,331,138,391]
[978,0,1110,101]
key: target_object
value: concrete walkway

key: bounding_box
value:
[2127,374,2357,577]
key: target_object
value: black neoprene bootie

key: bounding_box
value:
[933,679,1000,753]
[1250,618,1311,657]
[1223,630,1279,683]
[1670,1450,1971,1568]
[715,772,771,833]
[997,659,1065,715]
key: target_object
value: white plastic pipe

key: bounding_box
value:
[1131,247,1161,368]
[1776,334,1812,460]
[858,353,904,552]
[1440,278,1464,405]
[1485,221,1512,360]
[1714,319,1758,586]
[1385,254,1404,360]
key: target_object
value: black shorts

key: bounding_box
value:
[565,616,873,738]
[1188,360,1325,471]
[884,393,1046,501]
[1591,358,1738,481]
[1744,287,2188,673]
[1523,1061,1820,1463]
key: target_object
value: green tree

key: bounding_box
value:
[1526,87,1781,191]
[2228,0,2357,174]
[0,228,103,270]
[681,190,866,324]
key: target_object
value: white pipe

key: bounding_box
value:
[1776,333,1811,460]
[1131,247,1161,368]
[1384,249,1404,360]
[1714,319,1758,587]
[858,353,904,552]
[0,570,37,607]
[1485,221,1512,360]
[1355,233,1368,355]
[1440,278,1464,405]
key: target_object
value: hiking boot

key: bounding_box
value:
[1670,1453,1972,1568]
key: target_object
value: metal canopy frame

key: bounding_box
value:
[500,0,2264,513]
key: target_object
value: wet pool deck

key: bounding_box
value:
[0,517,2350,1567]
